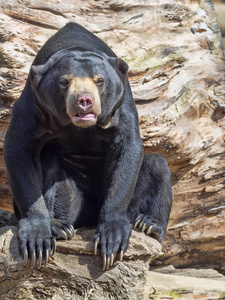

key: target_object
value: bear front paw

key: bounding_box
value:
[18,217,56,269]
[94,217,131,271]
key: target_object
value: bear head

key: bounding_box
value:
[29,48,128,129]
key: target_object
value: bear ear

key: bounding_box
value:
[108,57,129,82]
[117,58,129,78]
[29,65,47,89]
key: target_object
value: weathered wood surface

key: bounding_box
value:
[1,211,225,300]
[0,0,225,273]
[214,0,225,45]
[0,210,163,300]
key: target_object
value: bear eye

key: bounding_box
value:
[59,76,70,89]
[95,77,104,87]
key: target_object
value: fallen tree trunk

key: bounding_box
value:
[0,210,162,300]
[1,211,225,299]
[0,0,225,277]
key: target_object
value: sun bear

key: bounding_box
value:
[3,23,172,271]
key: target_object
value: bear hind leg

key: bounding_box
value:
[128,153,172,242]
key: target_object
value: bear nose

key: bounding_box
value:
[76,93,94,109]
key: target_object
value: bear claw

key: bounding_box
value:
[119,250,124,262]
[23,249,28,266]
[134,214,143,229]
[134,214,165,242]
[44,249,49,267]
[30,252,36,269]
[22,237,56,269]
[94,236,100,255]
[51,238,57,255]
[101,251,123,271]
[94,238,114,271]
[37,251,42,269]
[146,225,153,235]
[110,253,114,266]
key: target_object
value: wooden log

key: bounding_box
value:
[0,211,162,300]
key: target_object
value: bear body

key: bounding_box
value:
[3,23,172,270]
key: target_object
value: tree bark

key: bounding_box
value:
[0,0,225,275]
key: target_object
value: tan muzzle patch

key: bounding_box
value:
[66,76,102,128]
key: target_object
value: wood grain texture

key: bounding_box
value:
[0,211,162,299]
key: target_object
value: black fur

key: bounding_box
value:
[3,23,172,270]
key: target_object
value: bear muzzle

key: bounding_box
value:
[66,77,102,128]
[68,92,98,127]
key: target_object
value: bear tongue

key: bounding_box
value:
[77,113,96,120]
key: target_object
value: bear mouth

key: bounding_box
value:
[71,112,96,121]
